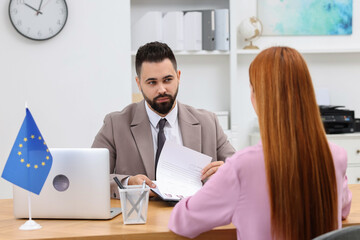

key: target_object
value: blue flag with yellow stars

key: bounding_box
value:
[1,108,52,195]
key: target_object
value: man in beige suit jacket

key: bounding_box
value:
[92,42,235,198]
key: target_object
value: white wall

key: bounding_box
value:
[0,0,131,199]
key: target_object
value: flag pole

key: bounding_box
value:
[19,192,42,230]
[19,104,42,230]
[28,192,32,221]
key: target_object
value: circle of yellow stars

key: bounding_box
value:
[18,134,50,169]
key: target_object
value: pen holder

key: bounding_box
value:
[118,185,150,224]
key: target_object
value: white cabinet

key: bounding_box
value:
[327,134,360,184]
[250,133,360,184]
[346,166,360,184]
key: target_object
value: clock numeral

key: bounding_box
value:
[56,0,61,4]
[57,19,62,25]
[16,20,22,26]
[27,27,31,34]
[60,8,65,15]
[37,31,42,37]
[11,8,18,15]
[16,0,25,5]
[49,28,54,34]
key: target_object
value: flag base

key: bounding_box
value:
[19,220,42,230]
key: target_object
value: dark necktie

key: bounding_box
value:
[155,118,167,178]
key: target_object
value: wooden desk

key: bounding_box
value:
[341,184,360,227]
[1,185,359,240]
[0,198,235,240]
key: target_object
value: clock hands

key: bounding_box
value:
[36,0,44,16]
[24,2,43,15]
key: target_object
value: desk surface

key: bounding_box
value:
[1,184,359,240]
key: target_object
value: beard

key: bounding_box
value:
[142,88,179,115]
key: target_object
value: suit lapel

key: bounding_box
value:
[178,102,202,152]
[130,101,155,179]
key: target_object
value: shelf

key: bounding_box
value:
[131,50,230,56]
[237,49,260,55]
[237,48,360,55]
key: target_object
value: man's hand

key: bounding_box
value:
[128,174,156,197]
[201,161,224,181]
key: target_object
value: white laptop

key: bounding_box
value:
[13,148,121,219]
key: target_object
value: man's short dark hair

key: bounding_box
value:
[135,41,177,77]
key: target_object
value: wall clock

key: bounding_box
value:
[9,0,68,41]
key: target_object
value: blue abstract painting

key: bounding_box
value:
[257,0,353,35]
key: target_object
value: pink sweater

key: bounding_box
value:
[168,142,352,239]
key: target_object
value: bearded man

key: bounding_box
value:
[92,42,235,198]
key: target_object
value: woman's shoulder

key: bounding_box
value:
[328,142,348,170]
[226,142,264,169]
[328,142,347,158]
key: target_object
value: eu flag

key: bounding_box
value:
[1,108,52,195]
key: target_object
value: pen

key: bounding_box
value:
[141,180,146,189]
[138,180,146,219]
[113,177,126,189]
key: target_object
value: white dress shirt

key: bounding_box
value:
[145,100,184,160]
[123,101,183,185]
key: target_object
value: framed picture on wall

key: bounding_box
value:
[257,0,353,36]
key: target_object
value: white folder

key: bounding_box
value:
[215,9,230,51]
[184,12,202,51]
[163,11,184,51]
[132,11,163,51]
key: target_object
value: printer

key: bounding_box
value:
[319,105,355,134]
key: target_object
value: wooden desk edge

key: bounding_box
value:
[0,184,359,240]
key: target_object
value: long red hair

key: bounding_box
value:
[249,47,338,239]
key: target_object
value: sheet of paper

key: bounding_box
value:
[153,141,212,201]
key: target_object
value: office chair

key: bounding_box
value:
[313,226,360,240]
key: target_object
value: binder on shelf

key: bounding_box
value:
[183,11,202,51]
[215,9,229,51]
[162,11,184,51]
[132,11,163,51]
[201,9,216,51]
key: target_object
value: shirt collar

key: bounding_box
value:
[145,100,178,128]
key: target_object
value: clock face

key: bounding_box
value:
[9,0,68,41]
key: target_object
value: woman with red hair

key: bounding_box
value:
[168,47,352,240]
